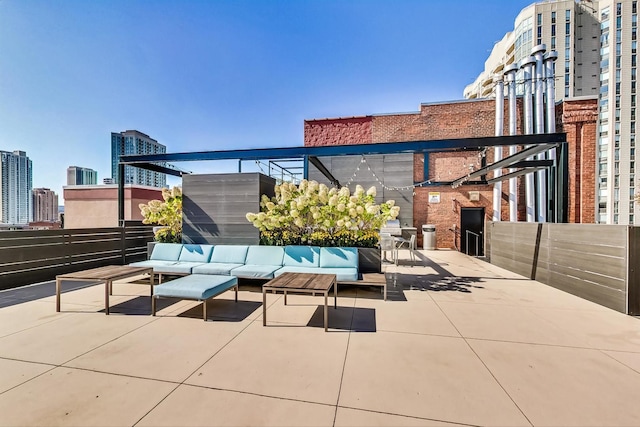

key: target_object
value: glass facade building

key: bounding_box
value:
[111,130,167,188]
[67,166,98,185]
[0,150,33,225]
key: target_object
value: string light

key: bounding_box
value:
[344,155,432,192]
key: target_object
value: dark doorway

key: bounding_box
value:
[460,207,484,256]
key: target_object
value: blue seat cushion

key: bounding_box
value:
[283,246,321,267]
[274,266,358,282]
[245,246,285,266]
[154,274,237,300]
[150,243,183,261]
[232,264,282,279]
[319,247,359,268]
[192,263,243,275]
[153,262,206,275]
[210,245,249,264]
[130,260,178,269]
[178,244,214,262]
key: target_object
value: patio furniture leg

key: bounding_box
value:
[334,281,337,309]
[56,278,61,312]
[234,285,238,302]
[284,290,287,305]
[152,296,157,316]
[203,299,207,321]
[324,292,328,332]
[262,287,267,326]
[105,281,110,315]
[149,273,154,297]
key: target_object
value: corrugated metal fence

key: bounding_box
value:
[488,222,640,314]
[0,226,153,291]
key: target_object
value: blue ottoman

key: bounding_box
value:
[152,274,238,321]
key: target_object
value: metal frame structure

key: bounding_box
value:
[117,132,568,224]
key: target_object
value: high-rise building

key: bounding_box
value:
[111,130,166,188]
[465,0,638,225]
[32,188,58,222]
[0,150,32,225]
[67,166,97,185]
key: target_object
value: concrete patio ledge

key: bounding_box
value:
[0,249,639,426]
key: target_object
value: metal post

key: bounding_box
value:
[118,163,125,227]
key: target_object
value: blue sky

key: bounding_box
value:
[0,0,532,202]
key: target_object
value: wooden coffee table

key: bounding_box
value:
[56,265,154,315]
[262,272,337,332]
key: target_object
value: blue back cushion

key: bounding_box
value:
[283,246,321,267]
[150,243,183,261]
[245,246,285,266]
[319,247,359,268]
[178,244,214,262]
[210,245,249,264]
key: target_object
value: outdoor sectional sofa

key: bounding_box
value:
[130,243,360,282]
[130,243,364,319]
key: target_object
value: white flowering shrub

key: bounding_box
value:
[246,180,399,247]
[139,186,183,243]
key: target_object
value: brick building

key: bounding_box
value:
[63,185,163,229]
[304,97,597,250]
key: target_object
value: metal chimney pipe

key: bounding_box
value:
[504,63,519,222]
[521,56,536,222]
[533,44,546,133]
[533,44,547,222]
[544,51,558,135]
[493,76,504,222]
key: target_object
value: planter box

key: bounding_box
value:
[358,247,381,274]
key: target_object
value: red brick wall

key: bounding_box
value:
[372,100,498,143]
[561,98,598,223]
[304,117,372,146]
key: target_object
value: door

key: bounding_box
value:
[460,207,484,256]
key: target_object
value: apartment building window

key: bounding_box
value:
[634,1,637,14]
[537,13,542,45]
[552,11,556,23]
[551,36,556,49]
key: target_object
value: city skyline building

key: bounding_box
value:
[32,187,58,222]
[465,0,637,225]
[111,130,166,188]
[0,150,33,225]
[67,166,98,186]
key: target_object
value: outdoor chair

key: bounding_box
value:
[394,234,416,266]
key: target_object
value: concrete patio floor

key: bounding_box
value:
[1,249,640,426]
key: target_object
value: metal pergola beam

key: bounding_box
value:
[486,167,549,184]
[308,156,341,187]
[118,133,566,165]
[133,162,185,177]
[450,143,557,187]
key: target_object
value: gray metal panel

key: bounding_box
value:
[489,222,634,314]
[182,173,275,245]
[628,227,640,314]
[308,153,414,227]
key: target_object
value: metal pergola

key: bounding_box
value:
[117,132,568,223]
